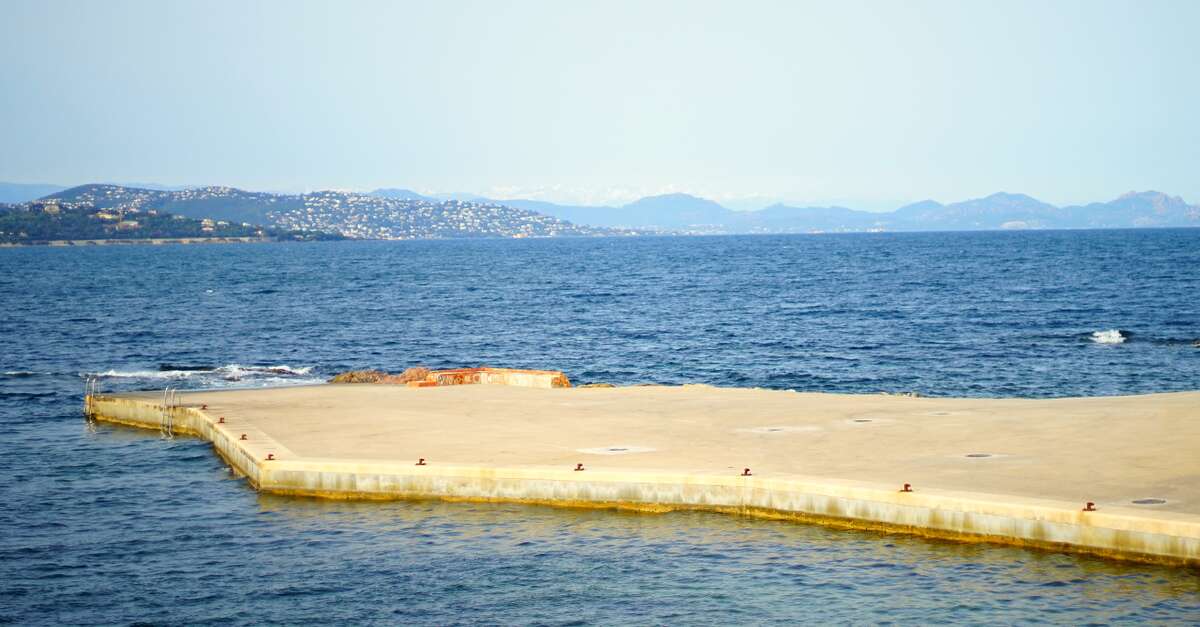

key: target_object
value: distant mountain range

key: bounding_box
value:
[4,182,1197,236]
[0,182,68,204]
[414,191,1200,233]
[0,181,193,203]
[370,188,431,202]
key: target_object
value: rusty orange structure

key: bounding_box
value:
[405,367,571,389]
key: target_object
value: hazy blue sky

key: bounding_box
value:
[2,0,1197,209]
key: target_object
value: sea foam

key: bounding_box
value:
[1091,329,1127,344]
[87,364,319,387]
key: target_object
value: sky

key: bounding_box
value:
[1,0,1198,210]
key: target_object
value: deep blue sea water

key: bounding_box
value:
[2,231,1199,624]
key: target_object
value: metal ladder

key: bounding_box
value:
[160,387,179,439]
[83,375,99,420]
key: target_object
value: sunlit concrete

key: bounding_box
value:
[89,384,1200,566]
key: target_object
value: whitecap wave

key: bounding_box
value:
[208,375,327,389]
[1091,329,1127,344]
[95,369,184,379]
[87,363,318,387]
[214,364,314,378]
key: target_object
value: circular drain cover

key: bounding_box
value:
[607,447,628,452]
[1132,498,1166,505]
[853,419,872,423]
[965,453,992,458]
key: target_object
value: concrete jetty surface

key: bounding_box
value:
[88,384,1200,566]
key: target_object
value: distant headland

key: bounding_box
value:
[0,184,638,245]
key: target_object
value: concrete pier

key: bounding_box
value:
[87,384,1200,566]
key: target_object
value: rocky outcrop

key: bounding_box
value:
[329,367,430,384]
[329,370,387,384]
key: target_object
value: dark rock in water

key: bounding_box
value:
[578,383,616,388]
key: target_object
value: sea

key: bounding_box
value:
[2,230,1199,624]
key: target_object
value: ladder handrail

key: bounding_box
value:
[83,375,100,418]
[161,386,175,439]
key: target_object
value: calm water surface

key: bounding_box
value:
[2,231,1198,624]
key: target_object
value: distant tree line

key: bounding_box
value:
[0,203,342,244]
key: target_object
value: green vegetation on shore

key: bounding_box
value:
[0,200,342,245]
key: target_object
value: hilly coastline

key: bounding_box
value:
[0,197,342,245]
[3,184,637,244]
[2,183,1197,244]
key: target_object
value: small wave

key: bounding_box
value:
[0,390,58,399]
[1143,336,1200,347]
[219,364,313,377]
[94,369,187,379]
[1090,329,1128,344]
[2,371,42,377]
[233,376,327,388]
